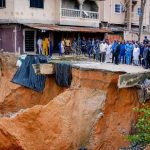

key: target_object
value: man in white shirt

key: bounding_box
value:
[100,41,108,62]
[133,44,140,66]
[37,37,43,55]
[105,43,112,63]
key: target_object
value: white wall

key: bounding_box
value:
[100,0,150,26]
[0,0,60,24]
[0,0,14,23]
[100,0,125,24]
[14,0,59,24]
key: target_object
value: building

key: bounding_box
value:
[0,0,109,54]
[99,0,150,42]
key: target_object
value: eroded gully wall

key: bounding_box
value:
[0,53,66,115]
[0,62,141,150]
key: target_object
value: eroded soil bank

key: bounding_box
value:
[0,53,66,116]
[0,53,142,150]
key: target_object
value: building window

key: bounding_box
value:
[30,0,44,9]
[24,30,36,53]
[0,0,6,8]
[137,7,142,16]
[115,4,121,13]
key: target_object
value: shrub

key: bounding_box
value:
[127,106,150,146]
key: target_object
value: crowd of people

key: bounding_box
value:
[72,36,150,69]
[37,35,150,69]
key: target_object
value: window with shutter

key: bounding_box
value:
[30,0,44,9]
[0,0,6,8]
[24,31,36,52]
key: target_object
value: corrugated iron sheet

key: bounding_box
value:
[23,24,111,33]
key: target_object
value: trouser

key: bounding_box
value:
[100,52,106,62]
[134,59,139,66]
[112,53,115,63]
[88,47,92,58]
[144,58,149,69]
[114,55,119,65]
[49,47,52,57]
[126,55,131,65]
[95,53,100,60]
[105,53,111,62]
[139,55,142,65]
[59,48,62,56]
[43,48,48,56]
[82,46,86,54]
[119,55,125,64]
[38,46,42,55]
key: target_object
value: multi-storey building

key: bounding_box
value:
[100,0,150,42]
[1,0,149,54]
[0,0,109,54]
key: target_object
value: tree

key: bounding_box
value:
[138,0,147,42]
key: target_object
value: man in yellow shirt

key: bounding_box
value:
[42,37,49,55]
[65,39,71,47]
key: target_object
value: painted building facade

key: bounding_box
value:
[0,0,103,54]
[100,0,150,41]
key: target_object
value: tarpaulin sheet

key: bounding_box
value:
[12,55,47,92]
[55,62,72,87]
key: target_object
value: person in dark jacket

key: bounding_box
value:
[114,42,120,65]
[143,45,149,69]
[81,37,87,54]
[143,36,149,45]
[119,41,126,64]
[111,40,118,63]
[139,43,144,65]
[87,38,92,58]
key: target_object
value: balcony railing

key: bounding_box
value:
[61,8,99,19]
[61,8,80,18]
[82,11,99,19]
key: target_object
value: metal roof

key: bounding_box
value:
[23,24,111,33]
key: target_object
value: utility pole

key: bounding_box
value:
[138,0,147,42]
[124,0,132,31]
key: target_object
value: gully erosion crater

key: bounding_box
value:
[0,53,144,150]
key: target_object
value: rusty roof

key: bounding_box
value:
[23,24,111,33]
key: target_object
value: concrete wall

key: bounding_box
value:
[100,0,150,26]
[0,0,14,23]
[13,0,59,24]
[0,0,99,27]
[0,24,23,54]
[0,0,60,24]
[16,26,24,54]
[131,0,150,26]
[100,0,125,24]
[124,31,150,42]
[0,25,15,52]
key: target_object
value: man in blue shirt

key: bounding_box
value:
[125,41,133,65]
[87,38,92,58]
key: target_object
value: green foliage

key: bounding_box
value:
[127,106,150,146]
